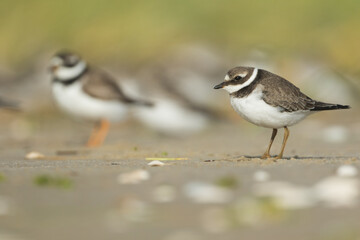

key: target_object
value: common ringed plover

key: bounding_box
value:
[214,66,350,159]
[49,51,152,147]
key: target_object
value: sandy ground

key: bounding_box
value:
[0,109,359,240]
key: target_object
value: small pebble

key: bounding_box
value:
[322,125,349,143]
[147,160,165,167]
[234,197,282,226]
[117,170,150,184]
[336,165,358,178]
[253,170,270,182]
[25,151,45,160]
[184,182,233,203]
[313,176,359,207]
[253,181,316,209]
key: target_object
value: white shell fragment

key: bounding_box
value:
[313,176,359,207]
[117,169,150,184]
[25,151,45,160]
[184,181,233,203]
[253,170,270,182]
[253,181,316,209]
[147,160,165,167]
[336,165,358,178]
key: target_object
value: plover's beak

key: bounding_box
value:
[214,82,225,89]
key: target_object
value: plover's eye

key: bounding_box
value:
[235,76,242,80]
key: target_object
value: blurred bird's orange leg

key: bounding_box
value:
[86,119,110,147]
[261,128,278,159]
[87,123,99,147]
[276,127,289,159]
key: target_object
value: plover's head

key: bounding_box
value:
[49,50,87,81]
[214,66,258,94]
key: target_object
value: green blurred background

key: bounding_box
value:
[0,0,359,75]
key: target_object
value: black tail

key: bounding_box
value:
[311,101,350,111]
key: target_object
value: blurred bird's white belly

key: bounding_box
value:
[133,98,208,136]
[230,88,310,129]
[52,82,128,122]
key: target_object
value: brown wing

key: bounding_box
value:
[82,67,152,106]
[260,74,316,112]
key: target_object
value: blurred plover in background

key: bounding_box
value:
[128,72,211,136]
[49,51,153,147]
[127,45,226,136]
[214,66,350,159]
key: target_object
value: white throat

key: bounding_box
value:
[224,68,258,94]
[55,61,87,80]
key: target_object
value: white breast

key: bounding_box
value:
[230,86,311,129]
[52,82,128,122]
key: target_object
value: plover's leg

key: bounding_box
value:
[86,119,110,147]
[86,121,100,146]
[261,128,277,159]
[276,127,289,159]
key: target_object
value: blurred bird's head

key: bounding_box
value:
[49,50,87,81]
[214,66,258,94]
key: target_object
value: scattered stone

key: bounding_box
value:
[147,160,165,167]
[25,151,45,160]
[336,165,358,178]
[234,197,285,226]
[253,170,270,182]
[184,181,233,203]
[152,185,176,203]
[117,169,150,184]
[313,176,359,207]
[253,181,316,209]
[322,125,349,143]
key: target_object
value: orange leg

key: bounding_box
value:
[261,128,278,159]
[275,126,289,159]
[86,119,110,147]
